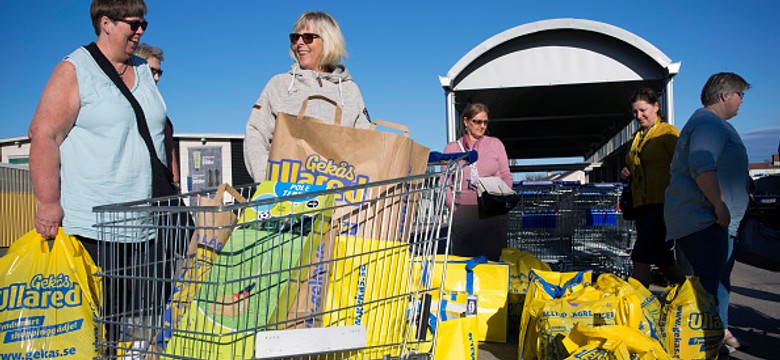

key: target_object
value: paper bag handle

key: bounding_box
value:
[214,183,248,203]
[297,95,343,126]
[370,119,410,137]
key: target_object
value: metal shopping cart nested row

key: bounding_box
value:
[508,181,636,278]
[92,153,470,359]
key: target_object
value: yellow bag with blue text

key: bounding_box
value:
[430,311,479,360]
[0,229,102,360]
[518,269,593,360]
[319,235,412,359]
[415,290,479,359]
[499,248,551,331]
[519,273,654,360]
[522,287,627,359]
[562,323,671,360]
[426,255,510,343]
[656,277,723,360]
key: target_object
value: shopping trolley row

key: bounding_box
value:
[507,181,636,278]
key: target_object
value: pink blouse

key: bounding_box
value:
[443,135,512,206]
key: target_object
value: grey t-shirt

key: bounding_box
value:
[664,108,750,239]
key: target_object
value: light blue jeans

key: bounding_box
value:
[676,224,735,329]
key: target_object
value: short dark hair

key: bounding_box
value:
[90,0,147,36]
[700,72,750,106]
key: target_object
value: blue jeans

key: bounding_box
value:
[676,224,735,329]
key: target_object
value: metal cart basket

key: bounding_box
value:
[92,155,468,359]
[508,181,636,278]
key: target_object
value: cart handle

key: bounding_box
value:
[428,150,478,165]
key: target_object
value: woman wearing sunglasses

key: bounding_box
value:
[244,11,372,182]
[443,103,513,261]
[28,0,172,350]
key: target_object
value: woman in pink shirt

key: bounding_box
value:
[443,103,513,260]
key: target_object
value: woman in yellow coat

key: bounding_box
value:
[620,88,685,287]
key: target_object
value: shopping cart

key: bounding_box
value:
[568,183,635,278]
[508,181,636,278]
[92,153,471,359]
[508,181,578,267]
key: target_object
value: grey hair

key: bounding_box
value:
[134,43,164,62]
[700,72,750,106]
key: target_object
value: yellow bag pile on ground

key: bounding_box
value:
[519,271,670,360]
[657,277,723,360]
[499,248,551,332]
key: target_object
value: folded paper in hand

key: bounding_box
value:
[478,177,515,196]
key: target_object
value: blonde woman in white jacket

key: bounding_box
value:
[244,11,371,182]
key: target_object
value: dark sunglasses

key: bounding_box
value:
[289,32,320,44]
[112,18,148,32]
[150,67,163,77]
[470,118,489,125]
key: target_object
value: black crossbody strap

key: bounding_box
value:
[84,42,175,197]
[84,42,161,161]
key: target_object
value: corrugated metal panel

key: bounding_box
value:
[230,139,254,187]
[0,164,35,247]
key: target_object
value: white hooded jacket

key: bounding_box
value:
[243,64,371,181]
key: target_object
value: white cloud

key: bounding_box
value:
[741,125,780,163]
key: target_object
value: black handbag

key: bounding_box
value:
[478,191,521,219]
[85,42,177,198]
[619,185,636,221]
[476,177,520,219]
[735,214,780,272]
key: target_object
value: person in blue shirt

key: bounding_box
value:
[664,72,751,354]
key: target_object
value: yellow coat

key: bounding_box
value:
[625,121,679,207]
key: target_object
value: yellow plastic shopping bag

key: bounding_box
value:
[518,269,593,360]
[432,315,478,360]
[0,228,102,360]
[500,248,551,332]
[657,277,723,360]
[321,236,411,359]
[592,274,650,335]
[562,323,671,360]
[428,255,510,343]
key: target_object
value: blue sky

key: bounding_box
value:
[2,0,778,163]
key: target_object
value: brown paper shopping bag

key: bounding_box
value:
[265,95,429,327]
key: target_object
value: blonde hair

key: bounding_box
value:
[289,11,347,70]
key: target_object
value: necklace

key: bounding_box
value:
[117,58,131,78]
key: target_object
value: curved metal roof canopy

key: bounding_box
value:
[440,18,680,164]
